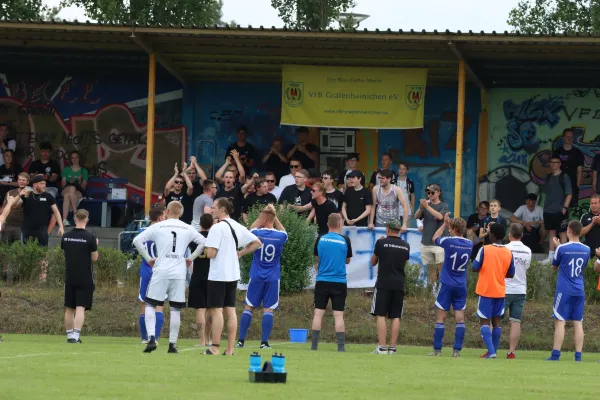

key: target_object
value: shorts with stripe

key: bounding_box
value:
[435,283,467,312]
[370,288,404,319]
[139,275,168,302]
[552,292,584,321]
[477,296,505,319]
[145,278,186,309]
[245,279,280,310]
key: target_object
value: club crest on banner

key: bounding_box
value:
[405,85,425,110]
[284,81,304,107]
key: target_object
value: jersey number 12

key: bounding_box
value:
[450,252,469,272]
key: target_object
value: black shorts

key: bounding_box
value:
[207,280,237,308]
[314,281,347,311]
[64,284,95,310]
[22,226,49,247]
[188,278,208,309]
[521,226,542,253]
[370,288,404,319]
[543,212,568,233]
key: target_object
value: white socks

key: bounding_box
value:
[145,305,156,339]
[169,310,181,344]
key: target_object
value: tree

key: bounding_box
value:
[0,0,59,20]
[507,0,600,34]
[271,0,356,29]
[61,0,223,25]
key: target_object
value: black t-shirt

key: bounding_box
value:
[553,146,584,192]
[191,231,210,280]
[180,181,202,224]
[28,160,61,188]
[21,192,56,230]
[337,169,366,188]
[581,212,600,253]
[61,228,98,286]
[243,193,277,213]
[215,185,243,221]
[466,213,489,233]
[226,142,258,171]
[311,199,339,235]
[288,143,319,169]
[279,185,312,210]
[165,190,190,222]
[343,187,373,227]
[264,155,289,184]
[370,169,398,187]
[325,190,344,212]
[374,236,410,290]
[481,215,508,245]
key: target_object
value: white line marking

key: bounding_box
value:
[0,351,104,360]
[180,348,203,352]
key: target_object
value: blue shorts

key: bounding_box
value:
[245,279,280,310]
[477,296,505,319]
[435,283,467,311]
[139,276,168,302]
[553,292,584,321]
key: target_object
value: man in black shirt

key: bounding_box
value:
[188,213,213,346]
[164,162,194,222]
[307,183,338,235]
[286,127,319,169]
[321,170,344,212]
[28,142,61,199]
[466,201,490,259]
[262,138,288,184]
[580,194,600,257]
[242,178,277,223]
[225,125,258,173]
[553,128,584,208]
[342,170,372,227]
[279,168,312,215]
[370,218,410,355]
[215,170,244,221]
[61,209,99,343]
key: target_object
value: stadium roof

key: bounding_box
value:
[2,20,600,87]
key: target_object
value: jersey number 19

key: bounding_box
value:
[259,244,276,263]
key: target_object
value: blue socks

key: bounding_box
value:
[480,326,495,356]
[547,349,561,361]
[261,312,274,343]
[139,314,147,341]
[433,323,444,351]
[454,322,466,351]
[239,310,253,341]
[155,312,164,339]
[575,351,582,362]
[492,327,502,353]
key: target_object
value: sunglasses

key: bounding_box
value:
[426,190,435,195]
[174,181,183,184]
[266,179,275,183]
[290,165,300,169]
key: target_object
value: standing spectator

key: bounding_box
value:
[341,170,372,227]
[1,172,28,281]
[510,194,545,253]
[311,213,352,352]
[164,162,194,219]
[262,138,288,184]
[264,172,282,200]
[192,179,217,230]
[242,178,277,223]
[467,201,490,259]
[61,151,88,227]
[504,223,532,359]
[226,125,258,173]
[215,150,246,187]
[553,128,584,208]
[215,170,244,222]
[369,152,398,189]
[397,163,415,225]
[62,209,99,344]
[181,156,208,224]
[369,169,408,230]
[580,194,600,257]
[28,142,61,198]
[0,149,22,203]
[287,127,318,169]
[306,183,338,236]
[0,123,16,166]
[279,168,312,215]
[479,200,508,245]
[279,158,302,189]
[415,184,449,294]
[205,198,262,356]
[337,153,364,192]
[541,156,572,265]
[321,170,344,212]
[370,219,410,355]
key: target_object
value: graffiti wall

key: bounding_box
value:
[0,73,185,205]
[484,88,600,219]
[378,87,481,217]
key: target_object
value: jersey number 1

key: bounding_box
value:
[171,231,177,252]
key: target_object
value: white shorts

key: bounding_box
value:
[421,244,445,265]
[145,278,186,309]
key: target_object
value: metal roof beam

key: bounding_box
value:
[448,41,485,90]
[130,32,186,84]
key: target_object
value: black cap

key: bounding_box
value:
[526,193,538,201]
[347,170,364,178]
[32,175,45,184]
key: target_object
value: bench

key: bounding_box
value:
[82,177,128,227]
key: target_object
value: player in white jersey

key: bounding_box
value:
[133,201,206,354]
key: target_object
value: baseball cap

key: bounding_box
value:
[386,219,403,231]
[347,170,364,178]
[31,175,45,184]
[526,193,538,201]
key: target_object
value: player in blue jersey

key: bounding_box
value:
[237,204,288,349]
[138,206,166,344]
[428,213,473,357]
[548,220,590,362]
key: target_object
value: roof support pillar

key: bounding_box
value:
[145,52,156,217]
[454,59,466,216]
[448,41,485,90]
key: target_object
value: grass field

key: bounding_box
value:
[1,334,599,400]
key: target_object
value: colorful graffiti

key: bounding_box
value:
[482,88,600,219]
[0,74,185,204]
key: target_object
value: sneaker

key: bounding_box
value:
[452,350,460,357]
[67,338,77,344]
[167,343,178,354]
[546,356,560,361]
[260,342,272,350]
[387,347,397,355]
[141,339,148,344]
[235,340,244,348]
[428,351,442,356]
[222,351,234,356]
[507,352,516,359]
[480,351,489,358]
[143,337,157,353]
[76,339,82,344]
[372,345,388,354]
[204,348,217,355]
[63,219,71,227]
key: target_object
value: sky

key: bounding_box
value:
[44,0,517,32]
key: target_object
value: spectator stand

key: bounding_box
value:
[82,177,128,228]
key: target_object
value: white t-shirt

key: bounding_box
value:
[513,205,544,228]
[133,218,205,280]
[269,186,283,200]
[279,174,295,189]
[206,217,259,282]
[504,240,532,295]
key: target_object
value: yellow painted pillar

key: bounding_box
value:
[145,53,156,216]
[454,60,466,216]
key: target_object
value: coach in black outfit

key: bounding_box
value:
[62,209,99,343]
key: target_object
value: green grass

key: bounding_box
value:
[1,335,600,400]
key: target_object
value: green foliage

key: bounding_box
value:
[271,0,356,29]
[94,248,134,286]
[405,263,427,298]
[61,0,222,25]
[6,239,46,282]
[507,0,600,34]
[0,0,59,21]
[240,205,317,295]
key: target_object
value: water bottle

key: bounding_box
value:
[249,352,262,373]
[272,353,286,373]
